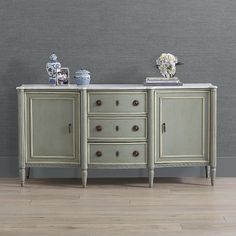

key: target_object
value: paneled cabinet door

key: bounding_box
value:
[26,93,79,163]
[155,91,210,163]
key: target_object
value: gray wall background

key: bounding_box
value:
[0,0,235,178]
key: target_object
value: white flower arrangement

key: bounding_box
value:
[156,53,178,78]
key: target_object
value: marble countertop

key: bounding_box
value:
[16,83,217,90]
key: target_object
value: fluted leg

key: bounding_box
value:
[210,167,216,186]
[149,169,154,188]
[82,170,88,188]
[205,166,210,178]
[19,168,25,187]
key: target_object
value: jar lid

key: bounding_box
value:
[49,53,58,62]
[75,69,90,74]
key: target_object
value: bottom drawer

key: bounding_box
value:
[88,143,147,164]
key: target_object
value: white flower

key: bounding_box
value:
[156,53,178,78]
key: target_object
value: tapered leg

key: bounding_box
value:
[210,88,217,186]
[210,167,216,186]
[205,166,210,178]
[26,167,30,179]
[82,170,88,188]
[149,169,154,188]
[19,168,25,187]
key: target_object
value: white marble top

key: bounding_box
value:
[16,83,217,90]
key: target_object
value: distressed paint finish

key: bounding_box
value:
[17,84,217,187]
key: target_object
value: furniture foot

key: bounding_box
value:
[82,170,88,188]
[19,168,25,187]
[26,167,30,179]
[210,167,216,186]
[148,169,154,188]
[205,166,210,178]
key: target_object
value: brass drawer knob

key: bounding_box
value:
[132,100,139,106]
[96,100,102,106]
[96,151,102,157]
[96,125,102,131]
[132,125,139,131]
[133,150,139,157]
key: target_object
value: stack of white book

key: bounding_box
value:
[145,77,183,86]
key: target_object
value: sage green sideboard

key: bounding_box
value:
[17,84,217,187]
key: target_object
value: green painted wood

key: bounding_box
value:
[88,143,147,164]
[210,88,217,186]
[26,93,79,163]
[88,91,147,114]
[147,90,155,187]
[81,90,88,187]
[88,117,147,140]
[17,86,217,187]
[17,89,26,186]
[155,91,209,162]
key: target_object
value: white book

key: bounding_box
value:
[146,77,180,83]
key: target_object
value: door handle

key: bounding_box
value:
[68,123,72,133]
[162,123,166,133]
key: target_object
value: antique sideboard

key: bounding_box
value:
[17,83,217,187]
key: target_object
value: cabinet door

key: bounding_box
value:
[155,91,209,163]
[26,93,79,163]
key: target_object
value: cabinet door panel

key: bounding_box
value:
[26,93,79,163]
[155,91,209,162]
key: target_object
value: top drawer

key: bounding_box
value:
[88,91,147,114]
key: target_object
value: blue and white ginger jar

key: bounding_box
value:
[46,53,61,85]
[74,69,91,85]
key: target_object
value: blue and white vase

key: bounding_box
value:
[74,69,91,85]
[46,53,61,85]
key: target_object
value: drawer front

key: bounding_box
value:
[88,117,147,140]
[88,92,147,114]
[88,143,147,164]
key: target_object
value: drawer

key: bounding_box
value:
[88,92,147,114]
[88,117,147,140]
[88,143,147,164]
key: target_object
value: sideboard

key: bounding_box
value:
[17,83,217,187]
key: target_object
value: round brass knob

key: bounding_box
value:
[96,151,102,157]
[96,125,102,131]
[133,150,139,157]
[96,100,102,106]
[132,125,139,131]
[132,100,139,106]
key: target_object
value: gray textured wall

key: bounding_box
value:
[0,0,235,178]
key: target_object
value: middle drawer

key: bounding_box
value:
[88,117,147,140]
